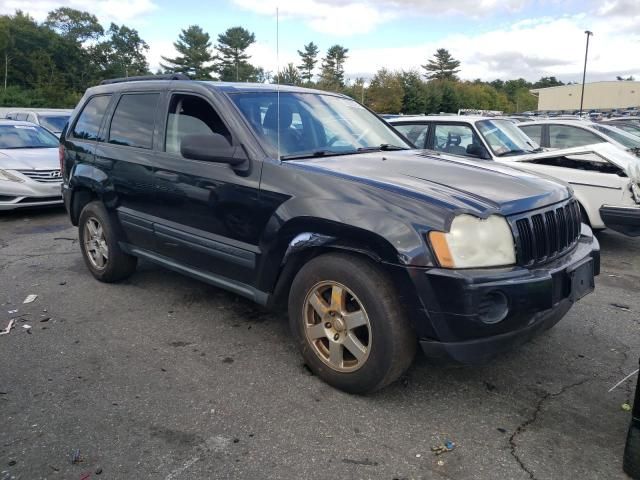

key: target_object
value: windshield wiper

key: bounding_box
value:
[280,149,357,161]
[495,149,529,157]
[357,144,409,152]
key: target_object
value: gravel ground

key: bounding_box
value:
[0,207,638,480]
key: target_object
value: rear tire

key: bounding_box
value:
[78,201,137,282]
[288,252,416,394]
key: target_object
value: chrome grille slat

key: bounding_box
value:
[17,169,62,183]
[512,199,581,266]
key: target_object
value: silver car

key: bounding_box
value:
[0,120,63,210]
[5,110,71,136]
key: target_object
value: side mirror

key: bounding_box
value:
[466,143,491,159]
[180,134,247,167]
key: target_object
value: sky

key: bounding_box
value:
[2,0,640,83]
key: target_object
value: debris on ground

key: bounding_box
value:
[23,294,38,304]
[95,466,103,475]
[70,449,82,464]
[437,460,445,466]
[431,441,456,455]
[0,319,15,336]
[8,310,17,314]
[610,303,631,311]
[622,403,632,412]
[608,369,639,392]
[40,317,50,323]
[22,324,32,334]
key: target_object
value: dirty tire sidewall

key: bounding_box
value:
[288,252,416,394]
[78,201,137,283]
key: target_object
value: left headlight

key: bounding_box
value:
[0,169,24,183]
[429,214,516,268]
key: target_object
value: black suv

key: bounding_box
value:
[61,75,600,393]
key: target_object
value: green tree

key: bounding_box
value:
[318,44,348,89]
[366,68,404,113]
[161,25,215,79]
[422,48,460,81]
[297,41,319,84]
[44,7,103,44]
[91,23,149,78]
[274,63,302,85]
[532,76,564,88]
[215,26,257,81]
[398,70,426,114]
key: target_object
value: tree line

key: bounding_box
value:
[0,9,567,113]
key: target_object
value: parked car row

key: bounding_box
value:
[389,115,640,236]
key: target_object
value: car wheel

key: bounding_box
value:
[78,201,137,282]
[624,423,640,479]
[288,252,416,394]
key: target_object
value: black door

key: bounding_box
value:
[95,92,162,251]
[150,92,264,285]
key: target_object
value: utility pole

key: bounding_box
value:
[579,30,593,116]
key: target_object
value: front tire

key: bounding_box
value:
[78,201,137,282]
[288,252,416,394]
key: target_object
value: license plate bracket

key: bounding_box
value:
[567,258,595,301]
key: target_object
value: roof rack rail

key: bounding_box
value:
[99,73,190,85]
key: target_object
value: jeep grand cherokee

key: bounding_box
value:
[61,75,600,393]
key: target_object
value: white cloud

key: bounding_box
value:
[233,0,395,35]
[0,0,157,24]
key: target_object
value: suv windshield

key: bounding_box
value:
[0,124,59,149]
[230,92,410,159]
[593,124,640,149]
[476,119,540,156]
[39,115,69,133]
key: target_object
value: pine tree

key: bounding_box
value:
[297,42,319,84]
[215,26,257,82]
[422,48,460,81]
[274,63,302,85]
[160,25,215,80]
[318,45,348,89]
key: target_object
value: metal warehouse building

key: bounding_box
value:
[530,81,640,111]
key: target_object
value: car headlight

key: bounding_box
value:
[631,182,640,204]
[429,214,516,268]
[0,169,24,183]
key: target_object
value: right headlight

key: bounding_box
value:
[428,214,516,268]
[0,169,24,183]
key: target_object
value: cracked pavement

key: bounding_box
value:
[0,207,638,479]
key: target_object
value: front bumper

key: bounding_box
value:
[0,177,63,211]
[600,205,640,236]
[405,225,600,364]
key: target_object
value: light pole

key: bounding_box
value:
[579,30,593,116]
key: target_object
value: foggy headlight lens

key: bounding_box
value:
[429,214,516,268]
[0,169,24,183]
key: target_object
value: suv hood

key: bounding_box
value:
[0,148,59,170]
[290,150,570,216]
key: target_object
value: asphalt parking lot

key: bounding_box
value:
[0,207,638,480]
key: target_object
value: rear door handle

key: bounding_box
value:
[156,171,179,181]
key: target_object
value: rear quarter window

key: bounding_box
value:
[108,93,160,149]
[72,95,112,141]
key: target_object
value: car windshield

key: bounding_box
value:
[0,124,59,149]
[39,115,69,133]
[609,122,640,136]
[593,124,640,149]
[476,119,540,156]
[229,92,411,159]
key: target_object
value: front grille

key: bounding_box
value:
[512,199,581,266]
[17,169,62,183]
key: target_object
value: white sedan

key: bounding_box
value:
[0,120,62,210]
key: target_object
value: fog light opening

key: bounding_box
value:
[478,290,509,324]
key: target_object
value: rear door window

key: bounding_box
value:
[393,123,429,148]
[108,93,160,149]
[548,125,605,148]
[72,95,112,141]
[520,125,543,145]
